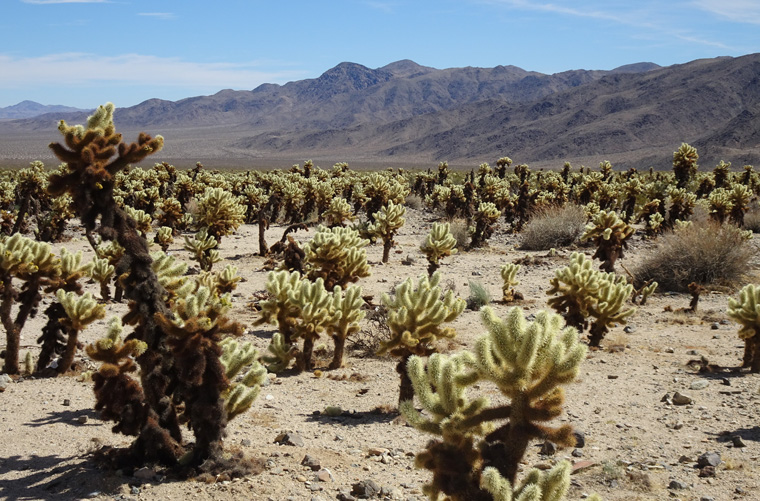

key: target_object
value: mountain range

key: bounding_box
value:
[1,54,759,170]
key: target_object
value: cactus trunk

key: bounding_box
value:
[329,337,346,370]
[57,325,79,374]
[382,240,392,263]
[397,355,415,408]
[1,279,19,374]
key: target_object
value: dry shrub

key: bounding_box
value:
[405,194,424,210]
[348,305,391,358]
[634,222,754,292]
[448,218,470,250]
[519,204,586,250]
[743,208,760,233]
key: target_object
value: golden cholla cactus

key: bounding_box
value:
[154,226,174,252]
[155,197,184,232]
[673,142,699,189]
[184,227,221,272]
[470,202,501,248]
[321,197,356,227]
[581,210,633,272]
[420,222,458,276]
[707,188,733,224]
[379,271,466,406]
[728,183,751,227]
[56,289,106,374]
[86,256,115,301]
[727,284,760,372]
[303,225,371,289]
[218,337,267,420]
[287,277,333,371]
[326,284,365,369]
[547,252,634,347]
[369,200,406,263]
[124,205,153,236]
[401,307,587,500]
[500,263,521,302]
[193,187,246,242]
[150,250,189,298]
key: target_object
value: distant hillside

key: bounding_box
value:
[0,101,87,120]
[1,55,758,170]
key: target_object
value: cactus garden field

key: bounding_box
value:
[2,104,760,501]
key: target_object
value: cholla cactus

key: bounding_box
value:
[673,142,699,189]
[193,187,246,242]
[57,290,106,373]
[500,263,521,302]
[369,200,406,263]
[581,210,634,272]
[154,226,174,252]
[321,197,356,227]
[420,222,458,276]
[219,338,267,420]
[86,317,148,435]
[303,225,371,289]
[728,183,751,227]
[401,307,587,500]
[665,187,696,227]
[87,256,115,301]
[327,285,365,369]
[727,284,760,372]
[151,250,189,297]
[155,197,184,232]
[184,227,221,271]
[470,202,501,248]
[708,188,733,224]
[378,271,466,406]
[547,253,635,347]
[124,206,153,236]
[262,332,297,373]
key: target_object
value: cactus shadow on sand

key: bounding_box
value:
[25,408,100,427]
[0,454,128,501]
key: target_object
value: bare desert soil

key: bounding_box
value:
[1,208,759,501]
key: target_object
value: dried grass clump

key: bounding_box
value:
[743,208,760,233]
[634,222,754,292]
[519,204,586,250]
[448,218,470,250]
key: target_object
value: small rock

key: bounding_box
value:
[571,460,596,474]
[77,415,88,424]
[130,486,140,495]
[316,468,333,482]
[301,454,321,471]
[133,467,155,480]
[711,323,720,330]
[573,430,586,448]
[241,439,251,447]
[367,447,389,456]
[668,480,689,490]
[672,392,693,405]
[607,375,618,380]
[690,380,709,390]
[62,399,71,406]
[623,325,636,334]
[572,449,583,458]
[720,378,731,386]
[275,432,305,447]
[337,492,357,501]
[0,374,12,391]
[686,349,700,356]
[731,435,747,448]
[296,475,307,482]
[700,497,715,501]
[665,347,675,353]
[351,479,380,499]
[698,465,716,477]
[697,452,721,468]
[540,440,557,456]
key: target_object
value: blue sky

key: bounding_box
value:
[1,0,759,108]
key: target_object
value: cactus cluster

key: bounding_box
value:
[547,252,636,347]
[401,307,590,501]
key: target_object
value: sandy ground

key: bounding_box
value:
[1,208,760,501]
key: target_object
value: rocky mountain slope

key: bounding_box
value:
[1,55,758,169]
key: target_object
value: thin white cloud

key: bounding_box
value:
[364,2,396,13]
[22,0,109,4]
[692,0,760,24]
[0,53,306,89]
[479,0,734,50]
[137,12,176,20]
